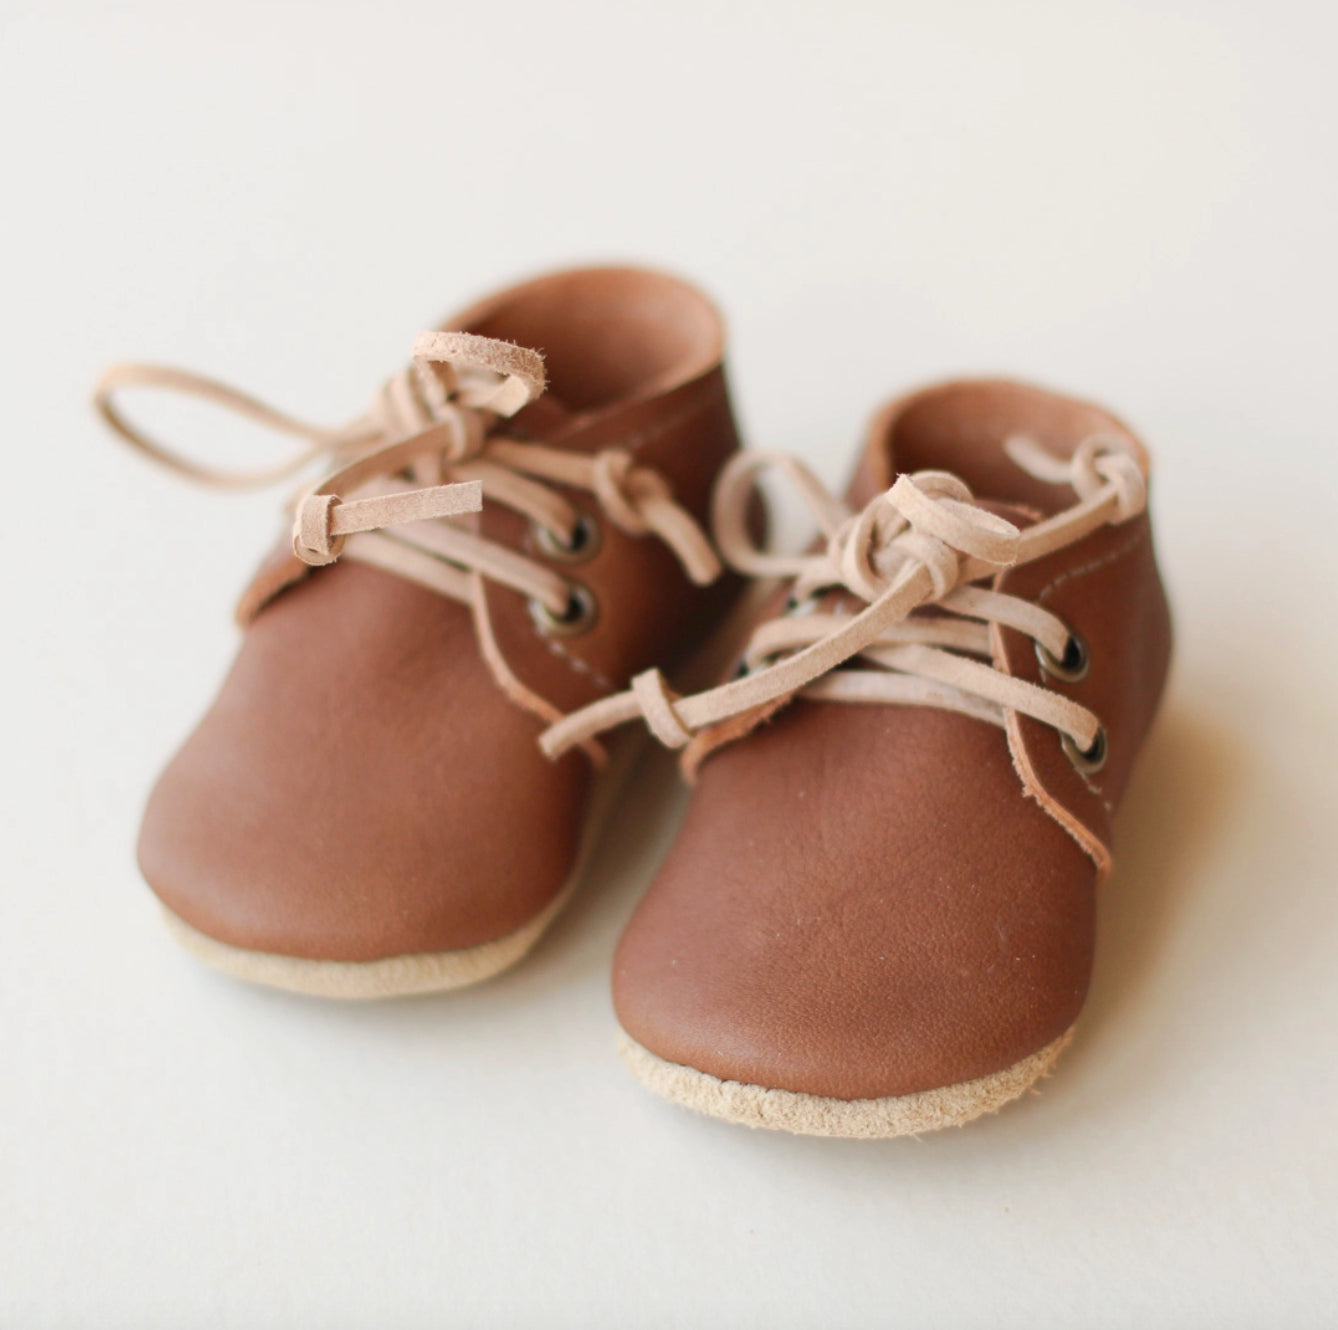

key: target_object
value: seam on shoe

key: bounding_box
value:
[539,633,618,692]
[516,521,619,692]
[1034,527,1148,607]
[617,389,721,456]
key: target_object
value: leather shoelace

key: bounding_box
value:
[95,334,721,751]
[539,434,1148,765]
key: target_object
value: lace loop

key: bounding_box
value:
[831,496,906,600]
[295,493,344,565]
[410,331,546,418]
[711,451,849,581]
[91,362,355,491]
[1006,432,1147,523]
[819,472,1018,603]
[887,473,1021,565]
[291,470,486,567]
[632,669,693,748]
[1088,445,1146,521]
[592,450,663,535]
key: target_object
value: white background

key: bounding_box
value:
[3,2,1336,1326]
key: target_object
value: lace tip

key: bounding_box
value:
[447,479,484,515]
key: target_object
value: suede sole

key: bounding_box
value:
[158,730,646,1000]
[618,1027,1075,1138]
[160,877,582,999]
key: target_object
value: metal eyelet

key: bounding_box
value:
[1036,630,1090,683]
[1062,725,1108,774]
[528,583,598,637]
[533,514,601,564]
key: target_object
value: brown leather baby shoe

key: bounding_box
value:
[96,266,743,997]
[544,380,1171,1136]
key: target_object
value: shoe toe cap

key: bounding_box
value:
[137,567,588,965]
[613,708,1097,1102]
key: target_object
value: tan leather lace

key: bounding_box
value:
[540,433,1147,763]
[95,333,721,756]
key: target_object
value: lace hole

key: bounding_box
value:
[528,583,598,637]
[1062,725,1108,774]
[533,514,601,564]
[785,592,819,618]
[1036,630,1090,683]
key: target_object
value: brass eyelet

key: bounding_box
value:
[528,583,598,637]
[1062,725,1108,774]
[533,514,601,564]
[1036,630,1090,683]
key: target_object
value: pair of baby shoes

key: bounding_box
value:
[97,265,1171,1139]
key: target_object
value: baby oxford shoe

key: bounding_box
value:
[544,380,1171,1137]
[96,266,742,997]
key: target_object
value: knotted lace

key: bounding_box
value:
[539,433,1147,761]
[95,331,721,756]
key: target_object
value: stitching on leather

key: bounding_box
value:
[538,632,617,693]
[515,515,620,693]
[1076,761,1113,810]
[1035,527,1148,606]
[617,389,720,456]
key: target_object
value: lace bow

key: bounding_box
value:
[95,331,722,756]
[539,433,1147,763]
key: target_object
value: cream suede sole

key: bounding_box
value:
[159,730,645,1000]
[618,1027,1075,1138]
[161,877,582,1000]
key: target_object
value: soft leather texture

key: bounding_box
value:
[614,381,1171,1100]
[138,267,744,962]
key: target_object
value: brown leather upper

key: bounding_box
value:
[614,381,1172,1100]
[138,267,744,961]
